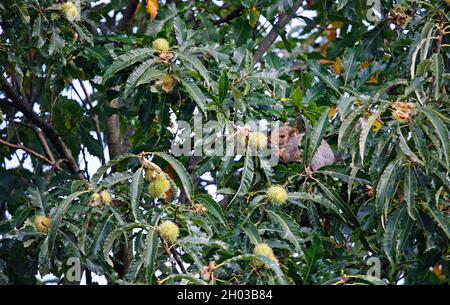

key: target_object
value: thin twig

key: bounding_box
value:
[0,138,55,166]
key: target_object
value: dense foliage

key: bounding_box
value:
[0,0,449,285]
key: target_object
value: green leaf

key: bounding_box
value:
[195,193,228,227]
[421,107,449,167]
[267,210,303,252]
[342,48,357,86]
[228,152,254,207]
[142,227,159,284]
[307,109,329,164]
[103,48,154,82]
[248,8,260,28]
[174,50,211,86]
[176,76,208,115]
[88,214,114,256]
[27,186,48,215]
[72,22,93,46]
[218,70,229,104]
[398,127,424,166]
[432,53,444,100]
[383,205,412,264]
[98,172,132,188]
[310,62,341,94]
[243,223,262,245]
[130,168,144,221]
[426,204,450,240]
[47,191,87,260]
[375,159,402,221]
[49,26,65,56]
[359,103,390,164]
[316,165,371,185]
[91,153,136,187]
[404,167,417,220]
[151,152,194,202]
[316,181,359,228]
[338,109,361,151]
[420,22,435,61]
[32,15,45,48]
[124,59,160,97]
[13,2,30,24]
[218,254,286,284]
[173,17,187,46]
[103,223,143,266]
[303,234,323,283]
[288,192,345,223]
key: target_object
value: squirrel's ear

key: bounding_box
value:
[288,127,296,136]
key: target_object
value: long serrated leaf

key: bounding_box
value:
[338,109,361,151]
[316,181,359,227]
[359,103,389,164]
[72,22,93,46]
[195,193,227,227]
[88,214,114,256]
[307,109,329,164]
[432,53,444,100]
[398,127,424,165]
[47,191,87,259]
[267,210,302,252]
[243,223,262,245]
[288,192,345,223]
[404,167,417,220]
[176,76,208,115]
[130,168,144,221]
[228,152,254,207]
[103,223,142,266]
[98,172,132,188]
[426,204,450,240]
[421,107,449,167]
[375,159,402,221]
[28,186,48,215]
[161,274,208,285]
[174,50,210,86]
[383,206,409,264]
[310,62,341,94]
[217,254,286,284]
[103,48,154,82]
[142,227,159,284]
[152,152,194,202]
[91,154,136,186]
[218,70,229,104]
[124,59,159,97]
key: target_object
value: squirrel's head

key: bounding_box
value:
[270,123,297,146]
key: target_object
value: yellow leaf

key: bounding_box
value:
[432,265,446,280]
[146,0,158,21]
[360,61,370,70]
[372,119,382,133]
[331,21,344,28]
[334,58,342,76]
[367,72,380,84]
[328,106,338,120]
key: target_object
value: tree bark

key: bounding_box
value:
[253,1,303,63]
[1,74,80,174]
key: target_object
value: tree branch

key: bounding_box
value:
[0,138,55,166]
[253,1,303,63]
[119,0,140,32]
[1,74,80,174]
[213,6,244,25]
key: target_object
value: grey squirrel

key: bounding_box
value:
[270,122,335,171]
